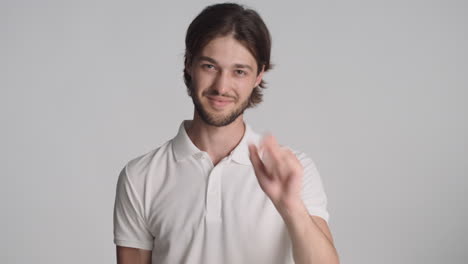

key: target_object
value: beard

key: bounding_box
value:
[190,85,251,127]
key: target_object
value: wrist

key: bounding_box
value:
[275,198,309,222]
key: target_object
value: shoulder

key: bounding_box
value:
[123,140,173,183]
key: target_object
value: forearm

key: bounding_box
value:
[278,201,339,264]
[116,246,152,264]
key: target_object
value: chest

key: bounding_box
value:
[143,160,287,247]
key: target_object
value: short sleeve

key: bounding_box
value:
[296,152,330,223]
[113,165,154,250]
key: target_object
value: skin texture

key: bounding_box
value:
[184,33,265,166]
[187,33,264,128]
[116,246,151,264]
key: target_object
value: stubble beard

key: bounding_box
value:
[190,86,252,127]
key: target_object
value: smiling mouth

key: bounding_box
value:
[206,96,234,108]
[207,95,234,102]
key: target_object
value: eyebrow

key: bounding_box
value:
[197,56,254,71]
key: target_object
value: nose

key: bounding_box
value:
[212,71,231,95]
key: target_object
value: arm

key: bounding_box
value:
[248,135,340,264]
[277,200,339,264]
[117,246,152,264]
[114,167,155,263]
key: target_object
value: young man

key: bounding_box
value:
[113,3,339,264]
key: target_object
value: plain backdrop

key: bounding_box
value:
[2,0,467,263]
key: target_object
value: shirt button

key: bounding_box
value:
[194,152,204,160]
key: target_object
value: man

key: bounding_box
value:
[113,3,339,264]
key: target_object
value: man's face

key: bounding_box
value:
[186,34,264,127]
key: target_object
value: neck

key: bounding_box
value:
[186,112,246,166]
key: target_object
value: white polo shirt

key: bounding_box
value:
[113,119,329,264]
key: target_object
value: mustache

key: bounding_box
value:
[203,90,236,100]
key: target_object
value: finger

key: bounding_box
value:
[261,136,291,179]
[282,149,304,176]
[261,133,281,152]
[248,143,268,179]
[260,134,283,165]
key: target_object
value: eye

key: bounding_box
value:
[235,70,246,76]
[202,64,215,70]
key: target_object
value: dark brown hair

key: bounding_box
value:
[183,2,273,108]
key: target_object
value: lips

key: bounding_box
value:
[206,95,234,103]
[206,95,234,108]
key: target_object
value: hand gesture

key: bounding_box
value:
[248,134,304,211]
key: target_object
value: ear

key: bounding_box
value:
[184,55,194,77]
[185,62,192,77]
[254,64,265,87]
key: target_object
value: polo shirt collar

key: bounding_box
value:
[172,119,261,166]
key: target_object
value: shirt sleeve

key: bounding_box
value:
[113,165,154,250]
[296,151,330,223]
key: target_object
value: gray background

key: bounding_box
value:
[2,0,467,263]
